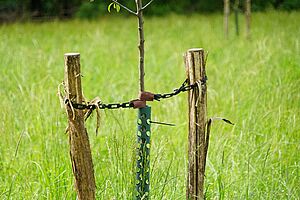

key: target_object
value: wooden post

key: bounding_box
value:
[185,48,207,200]
[64,53,96,200]
[245,0,251,39]
[224,0,230,38]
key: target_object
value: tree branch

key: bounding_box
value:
[111,0,137,15]
[142,0,155,10]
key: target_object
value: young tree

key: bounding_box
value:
[233,0,240,36]
[107,0,154,92]
[224,0,230,38]
[245,0,251,39]
[97,1,155,199]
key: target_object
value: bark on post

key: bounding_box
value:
[245,0,251,39]
[185,48,207,200]
[64,53,96,200]
[224,0,230,38]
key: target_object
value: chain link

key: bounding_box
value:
[71,101,133,110]
[99,102,133,109]
[153,77,207,101]
[70,77,207,110]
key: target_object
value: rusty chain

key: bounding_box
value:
[69,77,207,110]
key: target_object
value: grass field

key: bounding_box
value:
[0,11,299,199]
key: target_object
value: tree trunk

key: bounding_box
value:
[224,0,230,38]
[30,0,42,17]
[245,0,251,39]
[234,0,240,36]
[136,0,145,92]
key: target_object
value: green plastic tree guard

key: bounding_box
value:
[136,106,151,199]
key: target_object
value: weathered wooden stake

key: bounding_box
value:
[185,48,207,200]
[224,0,230,38]
[64,53,96,200]
[245,0,251,39]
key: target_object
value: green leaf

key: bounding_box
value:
[108,2,120,13]
[116,4,120,12]
[108,3,114,13]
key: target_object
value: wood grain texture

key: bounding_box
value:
[64,53,96,200]
[185,48,207,200]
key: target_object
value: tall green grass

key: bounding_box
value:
[0,11,299,199]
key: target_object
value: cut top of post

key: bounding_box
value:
[64,53,83,105]
[188,48,204,53]
[65,53,80,56]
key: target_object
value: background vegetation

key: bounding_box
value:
[0,11,299,199]
[1,0,300,21]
